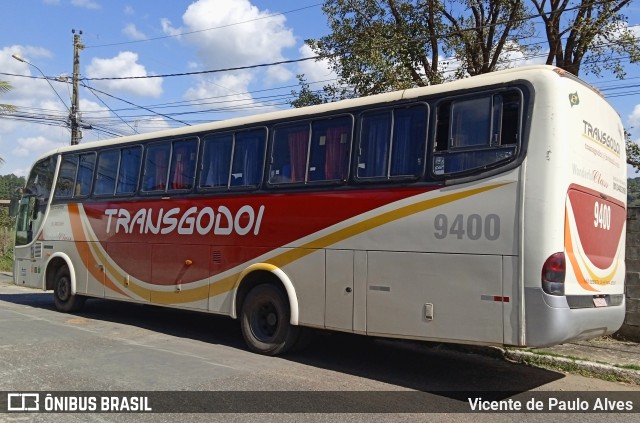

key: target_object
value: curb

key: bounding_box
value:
[503,348,640,385]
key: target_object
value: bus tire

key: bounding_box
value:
[53,267,85,313]
[240,284,299,356]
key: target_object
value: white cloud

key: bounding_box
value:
[296,44,335,82]
[12,135,67,158]
[124,5,134,15]
[160,18,182,37]
[71,0,100,10]
[5,45,53,66]
[184,72,254,107]
[132,117,171,134]
[122,23,146,41]
[266,65,294,84]
[629,104,640,128]
[183,72,279,116]
[3,45,61,107]
[86,52,163,98]
[163,0,296,68]
[162,0,299,114]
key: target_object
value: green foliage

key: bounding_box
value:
[627,177,640,207]
[626,129,640,173]
[0,249,13,272]
[0,208,15,272]
[0,173,24,272]
[0,80,15,115]
[0,80,16,166]
[531,0,640,78]
[292,0,639,106]
[290,75,328,108]
[295,0,536,104]
[0,174,26,217]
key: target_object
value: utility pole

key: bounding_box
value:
[70,29,84,145]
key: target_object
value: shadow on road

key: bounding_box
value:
[0,290,564,402]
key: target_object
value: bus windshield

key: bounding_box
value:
[15,157,55,246]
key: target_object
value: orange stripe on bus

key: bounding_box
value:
[68,203,129,297]
[564,210,599,292]
[72,182,512,305]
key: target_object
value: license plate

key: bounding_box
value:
[593,297,607,307]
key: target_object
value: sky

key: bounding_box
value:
[1,0,640,178]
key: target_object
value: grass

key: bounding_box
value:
[516,353,630,384]
[0,251,13,272]
[615,363,640,371]
[506,348,639,385]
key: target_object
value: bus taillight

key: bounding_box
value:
[542,252,565,296]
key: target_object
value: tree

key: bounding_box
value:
[0,81,16,166]
[440,0,534,79]
[0,174,26,216]
[531,0,640,78]
[294,0,534,104]
[293,0,640,170]
[300,0,639,96]
[0,81,15,113]
[626,129,640,173]
[290,75,327,108]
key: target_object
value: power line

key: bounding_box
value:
[78,81,191,126]
[82,56,321,81]
[83,81,139,135]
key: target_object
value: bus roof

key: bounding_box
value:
[33,65,590,162]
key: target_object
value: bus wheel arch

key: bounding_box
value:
[46,255,85,313]
[234,266,300,355]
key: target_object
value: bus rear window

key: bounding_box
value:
[433,90,521,176]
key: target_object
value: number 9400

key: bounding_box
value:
[434,214,500,240]
[593,202,611,230]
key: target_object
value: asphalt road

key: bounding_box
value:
[0,275,638,422]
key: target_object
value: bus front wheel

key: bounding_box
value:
[240,284,299,356]
[53,267,85,313]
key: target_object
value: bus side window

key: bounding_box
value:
[169,138,198,191]
[357,105,426,181]
[94,150,119,196]
[390,105,427,177]
[200,134,233,189]
[309,116,352,182]
[357,111,391,179]
[500,92,521,145]
[270,116,352,186]
[142,142,171,192]
[116,146,142,194]
[270,124,310,184]
[76,153,95,197]
[54,155,78,199]
[432,91,520,176]
[231,129,266,188]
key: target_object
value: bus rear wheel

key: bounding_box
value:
[53,267,85,313]
[240,284,298,356]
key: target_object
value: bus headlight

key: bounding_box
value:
[542,252,565,296]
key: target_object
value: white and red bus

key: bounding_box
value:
[14,65,627,355]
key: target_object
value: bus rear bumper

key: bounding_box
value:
[524,287,625,347]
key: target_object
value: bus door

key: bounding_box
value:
[14,196,46,289]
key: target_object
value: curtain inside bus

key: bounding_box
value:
[324,126,349,180]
